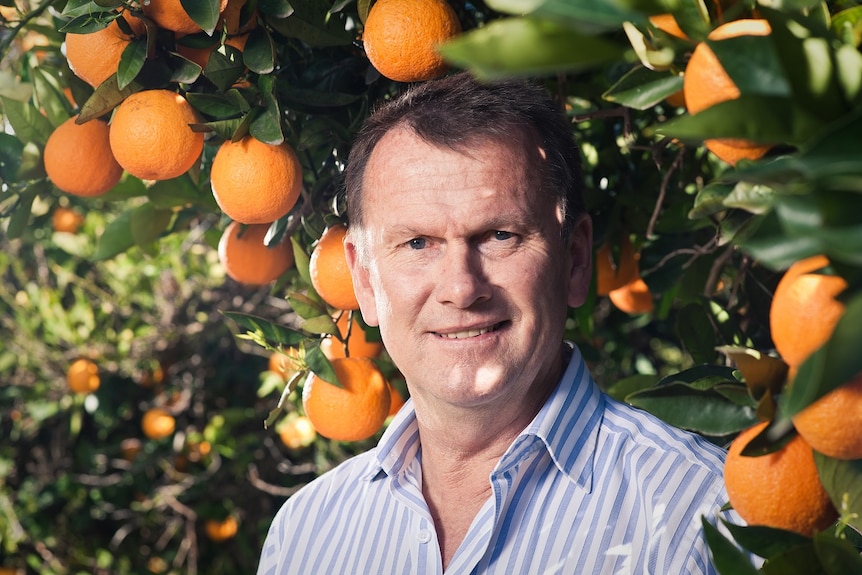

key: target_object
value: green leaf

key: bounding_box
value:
[707,34,791,98]
[721,519,811,560]
[304,343,339,387]
[604,373,659,402]
[202,46,245,92]
[813,531,862,575]
[148,174,215,209]
[117,38,147,90]
[180,0,221,36]
[243,27,276,74]
[300,315,338,335]
[438,17,626,80]
[486,0,650,31]
[675,302,718,365]
[130,202,173,246]
[832,6,862,47]
[0,133,24,181]
[5,185,39,239]
[1,96,54,146]
[287,293,327,320]
[221,311,308,348]
[603,65,683,110]
[760,541,829,575]
[701,517,760,575]
[31,67,72,128]
[813,453,862,537]
[292,236,312,285]
[266,0,352,47]
[258,0,294,18]
[77,75,143,123]
[250,76,283,144]
[92,209,136,261]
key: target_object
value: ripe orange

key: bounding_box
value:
[793,374,862,460]
[64,11,146,88]
[682,19,773,165]
[362,0,461,83]
[649,13,689,40]
[44,116,123,197]
[302,357,390,441]
[217,221,294,285]
[268,347,303,381]
[142,0,229,35]
[67,358,100,394]
[109,90,204,181]
[142,408,176,440]
[595,235,640,295]
[608,277,654,314]
[51,206,85,233]
[769,255,847,368]
[210,136,303,224]
[724,422,837,536]
[320,313,384,360]
[278,414,317,449]
[204,516,238,542]
[176,0,256,68]
[309,224,360,311]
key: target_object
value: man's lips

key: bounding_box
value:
[433,321,507,339]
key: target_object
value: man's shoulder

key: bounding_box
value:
[280,448,382,511]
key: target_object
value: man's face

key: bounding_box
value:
[346,128,591,414]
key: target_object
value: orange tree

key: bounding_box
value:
[1,0,861,572]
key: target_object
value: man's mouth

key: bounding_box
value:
[435,322,506,339]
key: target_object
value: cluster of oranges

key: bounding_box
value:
[594,234,654,315]
[723,255,861,536]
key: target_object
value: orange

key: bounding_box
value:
[142,408,176,440]
[609,277,654,314]
[649,13,689,40]
[320,313,384,360]
[769,255,847,368]
[204,516,238,542]
[362,0,461,83]
[388,383,406,417]
[210,136,303,224]
[64,11,146,88]
[309,224,360,310]
[793,374,862,460]
[278,414,317,449]
[51,206,85,233]
[724,422,837,536]
[176,0,256,68]
[217,221,294,285]
[595,235,640,295]
[142,0,229,35]
[268,347,303,381]
[683,19,773,166]
[67,358,100,394]
[44,116,124,197]
[302,357,390,441]
[109,90,204,180]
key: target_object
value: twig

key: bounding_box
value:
[247,463,306,497]
[646,147,685,240]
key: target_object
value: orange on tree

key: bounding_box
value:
[204,516,238,542]
[217,221,294,285]
[302,357,390,442]
[682,19,773,166]
[210,136,303,224]
[724,422,837,536]
[320,313,384,360]
[51,206,85,233]
[67,358,100,394]
[608,277,654,315]
[109,89,204,181]
[362,0,461,83]
[595,234,640,295]
[142,407,176,440]
[649,13,689,40]
[176,0,256,68]
[278,414,317,449]
[309,224,360,311]
[64,10,146,88]
[142,0,229,35]
[792,374,862,460]
[769,255,847,368]
[44,116,123,197]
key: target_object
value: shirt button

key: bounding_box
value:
[416,530,431,544]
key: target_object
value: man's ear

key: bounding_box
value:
[566,214,593,308]
[344,232,380,327]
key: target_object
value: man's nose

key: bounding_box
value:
[434,244,492,308]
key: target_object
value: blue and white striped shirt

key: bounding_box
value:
[258,345,737,574]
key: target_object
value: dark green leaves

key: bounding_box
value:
[180,0,223,36]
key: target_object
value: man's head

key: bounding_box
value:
[344,72,584,242]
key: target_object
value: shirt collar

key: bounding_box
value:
[363,343,605,491]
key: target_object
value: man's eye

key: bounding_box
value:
[493,231,514,241]
[407,238,426,250]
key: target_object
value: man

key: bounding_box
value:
[258,72,737,574]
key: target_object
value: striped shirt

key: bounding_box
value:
[258,344,738,574]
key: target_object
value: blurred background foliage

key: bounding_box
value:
[1,0,861,573]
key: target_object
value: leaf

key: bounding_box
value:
[814,453,862,535]
[717,346,788,400]
[117,38,147,90]
[77,75,143,123]
[0,96,54,146]
[5,185,39,239]
[759,541,829,575]
[130,202,173,246]
[304,343,339,387]
[486,0,650,31]
[707,34,791,98]
[243,27,276,74]
[266,0,352,47]
[287,293,327,320]
[258,0,294,18]
[0,133,24,182]
[148,174,215,209]
[92,209,136,261]
[264,370,306,429]
[721,519,811,559]
[438,17,626,80]
[675,303,718,365]
[180,0,221,36]
[221,311,308,348]
[291,236,312,286]
[604,373,659,402]
[299,315,337,335]
[202,46,245,92]
[250,77,283,144]
[813,531,862,575]
[701,517,760,575]
[603,65,683,110]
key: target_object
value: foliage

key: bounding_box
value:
[0,0,860,572]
